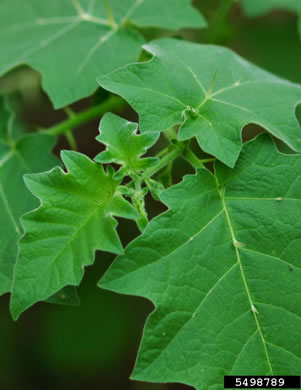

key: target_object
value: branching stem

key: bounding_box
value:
[182,148,215,169]
[45,96,125,136]
[140,145,184,182]
[182,148,204,168]
[65,130,78,151]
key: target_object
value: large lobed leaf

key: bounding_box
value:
[99,134,301,388]
[0,0,206,108]
[0,98,58,296]
[10,151,138,320]
[98,38,301,167]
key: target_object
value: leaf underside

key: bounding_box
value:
[10,150,138,320]
[0,98,58,296]
[98,38,301,168]
[99,134,301,389]
[0,0,206,108]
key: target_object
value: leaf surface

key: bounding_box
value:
[98,38,301,167]
[99,134,301,388]
[0,98,58,296]
[10,151,138,319]
[95,113,159,178]
[0,0,206,108]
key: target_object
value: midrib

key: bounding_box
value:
[219,187,274,374]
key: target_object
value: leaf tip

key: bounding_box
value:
[9,297,23,322]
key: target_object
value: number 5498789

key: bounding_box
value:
[235,377,285,387]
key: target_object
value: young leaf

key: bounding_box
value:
[99,134,301,387]
[95,113,159,179]
[0,98,58,296]
[10,151,138,320]
[0,0,206,108]
[98,38,301,167]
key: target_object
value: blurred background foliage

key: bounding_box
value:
[0,1,300,389]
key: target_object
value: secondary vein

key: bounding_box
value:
[0,183,21,235]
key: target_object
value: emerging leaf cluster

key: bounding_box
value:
[95,113,159,179]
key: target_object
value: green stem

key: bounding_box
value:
[200,158,216,164]
[64,106,76,118]
[182,148,204,169]
[125,146,183,229]
[182,147,216,169]
[164,126,177,142]
[45,96,125,136]
[156,146,171,159]
[158,161,173,187]
[140,145,183,182]
[65,130,78,151]
[207,0,237,43]
[132,180,148,232]
[134,142,214,184]
[63,106,77,150]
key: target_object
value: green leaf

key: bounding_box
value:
[0,97,26,146]
[99,133,301,387]
[242,0,300,17]
[126,0,206,30]
[95,113,159,179]
[0,98,58,296]
[0,0,206,109]
[10,150,138,320]
[242,0,301,40]
[46,286,80,306]
[98,38,301,167]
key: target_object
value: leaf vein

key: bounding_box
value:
[266,341,301,360]
[240,247,301,272]
[0,183,21,234]
[219,188,274,374]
